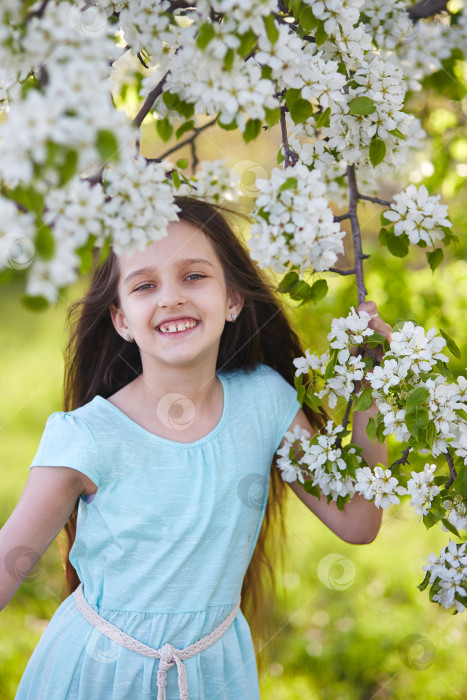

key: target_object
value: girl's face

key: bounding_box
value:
[110,219,243,372]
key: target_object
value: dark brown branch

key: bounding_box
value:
[358,193,393,207]
[334,213,350,222]
[347,165,367,304]
[133,74,169,128]
[445,451,457,489]
[25,0,52,22]
[328,267,356,276]
[137,51,149,69]
[390,447,411,471]
[149,117,217,162]
[407,0,448,21]
[280,106,298,168]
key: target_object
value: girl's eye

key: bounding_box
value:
[186,274,206,281]
[134,283,154,292]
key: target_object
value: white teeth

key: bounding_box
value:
[159,319,198,333]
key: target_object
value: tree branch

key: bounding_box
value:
[358,193,393,207]
[334,213,350,222]
[148,117,217,162]
[407,0,448,21]
[133,73,169,128]
[280,105,298,168]
[445,450,457,489]
[328,267,356,276]
[390,447,411,471]
[25,0,52,23]
[347,165,367,304]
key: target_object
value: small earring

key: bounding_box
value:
[126,333,134,342]
[230,313,237,322]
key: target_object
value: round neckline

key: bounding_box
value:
[94,373,229,448]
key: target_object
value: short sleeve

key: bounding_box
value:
[260,365,301,452]
[29,412,101,488]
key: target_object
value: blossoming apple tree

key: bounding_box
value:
[1,0,467,612]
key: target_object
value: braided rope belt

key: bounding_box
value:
[73,583,241,700]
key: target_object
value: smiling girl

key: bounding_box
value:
[3,196,390,699]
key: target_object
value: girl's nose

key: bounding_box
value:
[157,281,186,308]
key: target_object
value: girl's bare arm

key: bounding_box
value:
[283,407,383,544]
[0,466,87,611]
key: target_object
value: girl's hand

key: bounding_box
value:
[356,300,392,364]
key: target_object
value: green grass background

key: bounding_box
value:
[1,274,467,700]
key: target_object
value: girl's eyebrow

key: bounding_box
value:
[123,258,214,286]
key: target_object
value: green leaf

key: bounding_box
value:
[303,480,321,499]
[315,21,328,46]
[217,117,238,131]
[277,149,285,164]
[354,386,374,412]
[98,236,111,266]
[176,120,195,139]
[243,119,262,143]
[278,270,299,293]
[426,421,437,450]
[176,158,189,169]
[265,107,280,128]
[387,234,409,258]
[455,466,467,499]
[423,504,444,529]
[285,88,314,125]
[380,211,393,226]
[20,294,49,311]
[172,171,181,189]
[406,387,429,410]
[405,405,429,439]
[427,247,444,272]
[224,47,235,72]
[324,349,338,380]
[308,279,328,303]
[314,107,331,129]
[418,571,430,591]
[442,518,461,538]
[299,6,318,32]
[289,280,311,300]
[263,15,279,44]
[439,328,461,359]
[366,417,376,443]
[278,177,298,192]
[238,29,257,58]
[196,22,215,50]
[376,421,386,445]
[348,96,376,115]
[156,117,173,142]
[96,129,119,162]
[369,137,386,167]
[378,228,391,245]
[7,186,44,215]
[35,225,55,260]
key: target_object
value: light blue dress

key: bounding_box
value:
[15,362,300,699]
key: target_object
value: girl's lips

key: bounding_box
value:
[156,320,201,337]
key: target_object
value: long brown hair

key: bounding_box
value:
[59,195,325,678]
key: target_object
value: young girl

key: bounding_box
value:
[2,196,391,699]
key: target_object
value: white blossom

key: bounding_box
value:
[406,464,440,516]
[355,465,407,508]
[384,184,451,247]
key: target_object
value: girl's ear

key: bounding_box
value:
[226,289,244,321]
[109,303,130,340]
